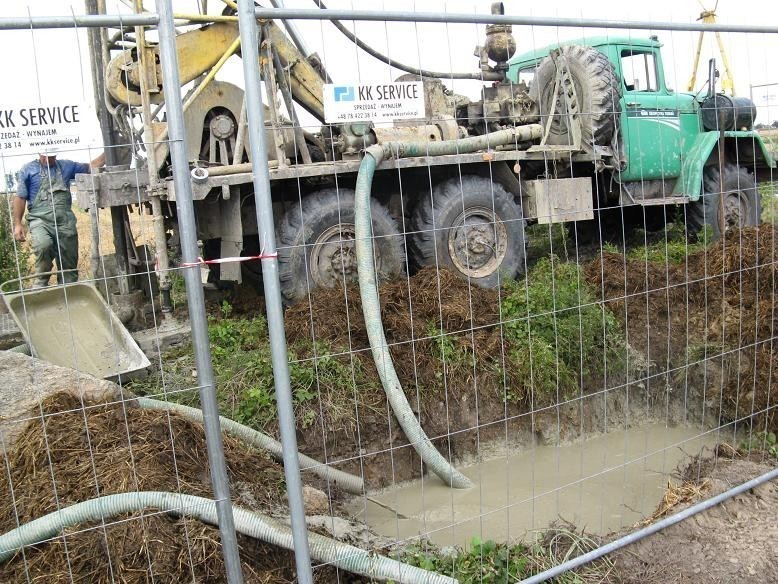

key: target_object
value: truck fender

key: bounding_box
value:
[674,131,775,201]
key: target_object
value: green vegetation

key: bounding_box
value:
[525,223,573,262]
[131,301,374,434]
[623,223,712,264]
[136,252,626,432]
[760,181,777,224]
[740,430,778,460]
[396,533,612,584]
[500,256,623,404]
[0,195,29,289]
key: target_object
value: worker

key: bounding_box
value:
[13,148,105,287]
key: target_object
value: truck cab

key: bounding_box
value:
[509,36,774,234]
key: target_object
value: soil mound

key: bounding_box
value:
[585,224,778,431]
[285,266,501,351]
[284,268,521,485]
[0,393,342,583]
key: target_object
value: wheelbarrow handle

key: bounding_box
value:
[0,269,78,294]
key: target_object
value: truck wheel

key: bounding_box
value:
[277,189,405,304]
[687,164,761,239]
[409,176,525,287]
[530,45,621,149]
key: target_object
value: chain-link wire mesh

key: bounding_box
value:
[0,2,777,583]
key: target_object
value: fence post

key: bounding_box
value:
[235,0,315,582]
[154,1,244,582]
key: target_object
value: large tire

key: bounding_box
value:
[530,45,621,150]
[409,176,525,288]
[277,189,405,304]
[687,163,761,239]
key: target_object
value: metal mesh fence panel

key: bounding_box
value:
[0,2,776,583]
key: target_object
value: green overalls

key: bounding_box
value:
[28,162,79,286]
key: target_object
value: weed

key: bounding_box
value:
[625,223,712,264]
[526,223,572,262]
[0,194,30,289]
[426,322,460,364]
[501,256,623,405]
[740,430,778,459]
[760,181,778,224]
[396,531,612,584]
[131,310,370,433]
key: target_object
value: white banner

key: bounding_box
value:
[323,81,425,124]
[0,102,96,156]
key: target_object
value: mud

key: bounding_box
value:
[611,452,778,584]
[349,424,716,547]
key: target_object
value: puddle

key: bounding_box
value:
[349,424,717,547]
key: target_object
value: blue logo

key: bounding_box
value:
[334,86,355,102]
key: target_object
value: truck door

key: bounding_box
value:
[619,47,684,182]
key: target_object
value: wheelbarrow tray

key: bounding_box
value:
[3,283,150,379]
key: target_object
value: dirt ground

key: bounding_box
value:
[0,390,353,583]
[611,451,778,584]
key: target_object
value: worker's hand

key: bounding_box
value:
[13,224,25,242]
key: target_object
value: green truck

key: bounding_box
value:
[78,8,776,309]
[508,36,775,238]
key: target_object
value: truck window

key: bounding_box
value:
[621,50,658,92]
[517,67,535,86]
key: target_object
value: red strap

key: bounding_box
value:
[180,253,278,268]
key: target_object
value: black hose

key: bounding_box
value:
[311,0,503,81]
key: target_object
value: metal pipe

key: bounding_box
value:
[520,468,778,583]
[154,2,244,583]
[236,0,314,581]
[272,46,312,164]
[5,9,778,33]
[135,0,173,313]
[260,28,290,167]
[173,13,238,23]
[0,14,157,29]
[85,0,132,296]
[251,8,778,34]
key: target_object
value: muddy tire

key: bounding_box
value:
[409,176,525,288]
[530,44,621,149]
[687,164,761,239]
[277,189,405,305]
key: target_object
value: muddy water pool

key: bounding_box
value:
[349,424,718,547]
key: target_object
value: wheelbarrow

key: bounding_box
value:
[1,271,150,379]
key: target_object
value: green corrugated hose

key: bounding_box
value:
[0,491,456,584]
[354,125,543,488]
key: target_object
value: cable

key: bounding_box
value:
[311,0,503,81]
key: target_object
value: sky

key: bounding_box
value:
[0,0,776,171]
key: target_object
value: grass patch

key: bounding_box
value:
[621,223,713,264]
[525,222,575,263]
[740,430,778,460]
[760,181,778,224]
[500,256,623,405]
[0,194,30,289]
[130,301,375,435]
[396,532,612,583]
